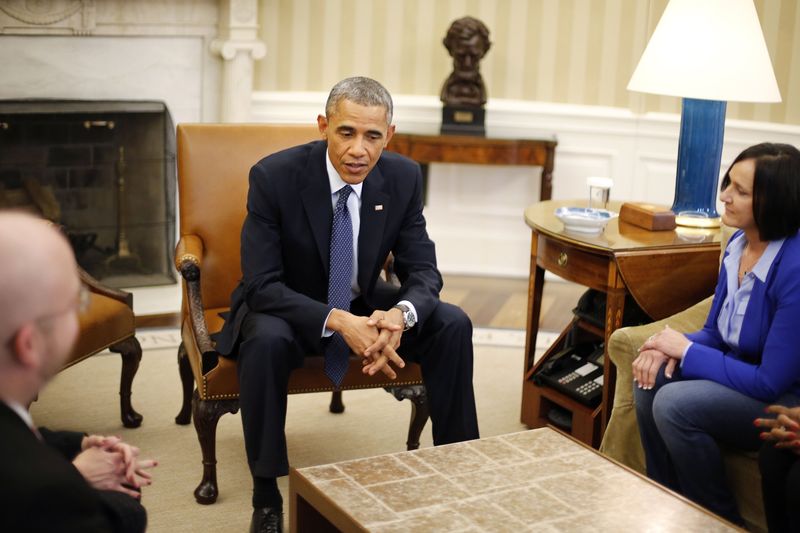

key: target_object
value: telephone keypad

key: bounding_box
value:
[576,380,601,396]
[558,372,581,385]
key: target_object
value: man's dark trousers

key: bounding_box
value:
[236,299,479,479]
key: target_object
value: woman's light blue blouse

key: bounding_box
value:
[717,233,785,352]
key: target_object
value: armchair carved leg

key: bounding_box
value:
[110,336,143,428]
[329,391,345,413]
[192,390,239,504]
[386,385,429,450]
[175,342,194,425]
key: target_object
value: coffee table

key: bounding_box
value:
[289,427,738,532]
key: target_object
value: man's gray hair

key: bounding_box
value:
[325,77,393,125]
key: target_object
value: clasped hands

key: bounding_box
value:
[632,325,691,390]
[72,435,157,499]
[329,307,406,379]
[755,405,800,455]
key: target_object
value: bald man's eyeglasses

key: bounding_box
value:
[4,286,89,349]
[35,285,91,325]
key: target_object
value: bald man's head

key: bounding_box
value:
[0,212,82,403]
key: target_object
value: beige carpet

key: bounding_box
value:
[30,340,538,532]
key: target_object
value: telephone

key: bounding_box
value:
[533,341,605,407]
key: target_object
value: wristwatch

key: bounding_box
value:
[392,304,417,331]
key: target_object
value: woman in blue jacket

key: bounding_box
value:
[632,142,800,526]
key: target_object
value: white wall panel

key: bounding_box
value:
[548,148,616,201]
[634,155,679,204]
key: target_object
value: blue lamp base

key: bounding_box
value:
[672,97,726,228]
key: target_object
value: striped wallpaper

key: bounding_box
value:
[256,0,800,126]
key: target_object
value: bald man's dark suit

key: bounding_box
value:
[0,402,147,532]
[0,401,112,532]
[215,140,479,479]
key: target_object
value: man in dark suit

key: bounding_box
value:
[214,77,480,532]
[0,212,155,532]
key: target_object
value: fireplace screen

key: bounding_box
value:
[0,100,176,287]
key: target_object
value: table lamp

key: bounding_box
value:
[627,0,781,227]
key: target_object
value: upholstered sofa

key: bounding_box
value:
[600,226,766,532]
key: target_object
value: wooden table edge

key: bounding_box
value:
[289,467,370,533]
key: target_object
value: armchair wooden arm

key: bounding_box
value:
[176,235,215,362]
[77,266,133,306]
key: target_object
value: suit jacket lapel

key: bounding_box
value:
[299,142,333,278]
[358,165,389,291]
[0,402,39,444]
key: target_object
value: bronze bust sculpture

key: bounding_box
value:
[440,17,492,107]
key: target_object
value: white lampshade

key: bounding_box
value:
[628,0,781,103]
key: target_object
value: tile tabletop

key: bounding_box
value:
[291,427,739,532]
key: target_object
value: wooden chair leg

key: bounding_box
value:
[110,336,143,428]
[175,342,194,425]
[192,390,239,505]
[385,385,429,450]
[329,391,345,413]
[406,388,429,451]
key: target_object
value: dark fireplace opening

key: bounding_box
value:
[0,100,176,288]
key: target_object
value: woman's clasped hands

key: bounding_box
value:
[632,325,691,390]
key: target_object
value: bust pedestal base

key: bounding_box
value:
[441,105,485,136]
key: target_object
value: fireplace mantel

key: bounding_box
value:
[0,0,95,35]
[0,0,265,123]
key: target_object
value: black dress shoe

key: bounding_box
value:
[250,506,283,533]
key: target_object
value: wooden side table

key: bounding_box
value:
[387,133,557,201]
[521,200,722,447]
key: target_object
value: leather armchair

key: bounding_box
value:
[67,267,142,428]
[173,124,428,505]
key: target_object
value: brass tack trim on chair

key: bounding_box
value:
[202,377,239,400]
[176,253,200,271]
[206,393,240,400]
[292,380,423,394]
[201,377,424,400]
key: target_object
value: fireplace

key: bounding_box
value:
[0,100,176,287]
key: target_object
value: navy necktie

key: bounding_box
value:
[325,185,353,386]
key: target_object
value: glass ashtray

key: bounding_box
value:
[554,207,618,234]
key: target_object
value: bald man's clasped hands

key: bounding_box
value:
[72,434,156,498]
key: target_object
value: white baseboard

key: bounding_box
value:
[124,282,182,318]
